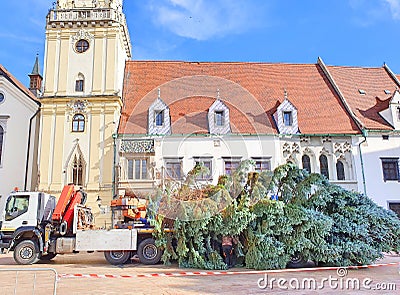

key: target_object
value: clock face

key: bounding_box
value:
[0,93,4,103]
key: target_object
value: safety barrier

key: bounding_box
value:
[0,268,58,295]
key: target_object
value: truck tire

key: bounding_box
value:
[14,240,40,265]
[137,238,162,265]
[104,251,130,265]
[40,253,57,261]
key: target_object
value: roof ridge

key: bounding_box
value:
[0,64,39,103]
[126,60,318,66]
[326,64,384,70]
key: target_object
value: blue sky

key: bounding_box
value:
[1,0,400,86]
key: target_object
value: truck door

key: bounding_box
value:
[2,194,36,231]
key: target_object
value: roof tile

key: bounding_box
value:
[120,61,360,135]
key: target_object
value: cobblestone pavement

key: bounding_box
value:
[0,252,399,295]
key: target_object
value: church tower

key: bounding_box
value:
[39,0,131,226]
[29,54,43,97]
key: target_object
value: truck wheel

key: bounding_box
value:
[104,251,130,265]
[14,240,40,265]
[137,238,162,265]
[40,253,57,261]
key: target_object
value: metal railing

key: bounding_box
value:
[47,8,126,24]
[0,268,58,295]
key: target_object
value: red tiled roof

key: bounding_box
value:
[120,61,360,135]
[327,66,400,130]
[0,64,39,103]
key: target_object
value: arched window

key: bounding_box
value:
[319,155,329,179]
[0,125,4,165]
[72,155,84,186]
[302,155,311,173]
[336,161,345,180]
[72,114,85,132]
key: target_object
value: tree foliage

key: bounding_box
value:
[149,162,400,270]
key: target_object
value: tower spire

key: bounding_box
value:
[28,54,43,97]
[31,54,40,75]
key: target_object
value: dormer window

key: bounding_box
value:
[273,92,298,135]
[155,110,164,126]
[148,93,171,135]
[215,111,224,126]
[283,111,293,126]
[208,96,230,134]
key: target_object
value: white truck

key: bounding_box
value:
[0,185,163,265]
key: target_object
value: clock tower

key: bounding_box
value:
[39,0,131,226]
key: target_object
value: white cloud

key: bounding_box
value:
[0,32,42,45]
[349,0,400,23]
[148,0,261,40]
[384,0,400,19]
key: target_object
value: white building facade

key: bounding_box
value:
[0,65,40,210]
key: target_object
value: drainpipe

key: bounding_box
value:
[111,133,118,227]
[358,129,368,196]
[24,109,40,191]
[112,133,118,199]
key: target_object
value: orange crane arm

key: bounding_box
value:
[52,185,76,222]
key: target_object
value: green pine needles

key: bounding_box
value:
[148,162,400,270]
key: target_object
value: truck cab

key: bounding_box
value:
[0,191,55,258]
[0,186,163,266]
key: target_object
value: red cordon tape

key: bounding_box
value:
[59,262,399,279]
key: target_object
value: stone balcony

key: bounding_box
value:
[47,8,126,25]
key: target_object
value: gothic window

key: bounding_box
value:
[75,39,89,53]
[302,155,311,173]
[336,161,345,180]
[0,125,3,165]
[319,155,329,179]
[72,155,84,186]
[72,114,85,132]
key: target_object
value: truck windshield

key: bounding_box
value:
[5,195,30,221]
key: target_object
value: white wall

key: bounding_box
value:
[353,134,400,208]
[0,77,39,211]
